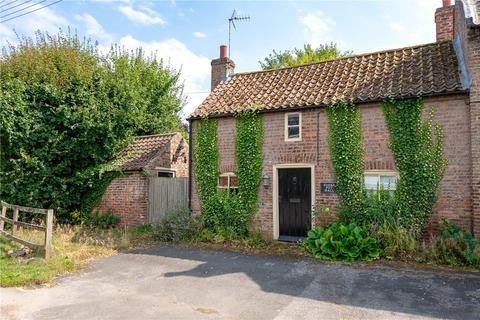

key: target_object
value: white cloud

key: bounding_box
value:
[0,5,69,46]
[193,31,207,38]
[75,14,112,41]
[299,11,336,47]
[117,35,210,117]
[0,5,207,118]
[118,5,166,26]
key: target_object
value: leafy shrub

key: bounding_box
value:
[202,191,250,236]
[375,222,417,260]
[0,31,184,220]
[423,220,480,268]
[89,210,120,229]
[304,222,382,261]
[338,189,397,229]
[152,208,201,242]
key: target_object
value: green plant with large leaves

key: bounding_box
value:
[304,222,382,261]
[0,31,184,220]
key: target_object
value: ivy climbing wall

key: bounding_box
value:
[190,94,474,238]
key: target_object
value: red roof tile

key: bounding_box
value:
[117,133,178,171]
[190,41,465,118]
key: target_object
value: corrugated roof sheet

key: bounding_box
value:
[190,41,464,118]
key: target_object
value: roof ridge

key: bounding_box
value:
[134,132,179,139]
[233,41,451,77]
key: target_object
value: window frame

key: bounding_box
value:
[363,170,398,193]
[218,172,238,193]
[284,112,302,142]
[154,167,176,178]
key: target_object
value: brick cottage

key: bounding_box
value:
[188,0,480,239]
[96,133,188,226]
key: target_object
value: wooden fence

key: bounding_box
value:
[148,177,188,223]
[0,201,53,259]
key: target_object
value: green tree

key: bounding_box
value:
[259,43,352,70]
[0,31,185,219]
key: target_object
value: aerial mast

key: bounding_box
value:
[228,9,250,57]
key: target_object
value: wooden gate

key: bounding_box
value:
[148,177,188,223]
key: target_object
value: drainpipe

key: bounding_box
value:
[188,119,193,213]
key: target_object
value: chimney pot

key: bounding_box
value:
[435,0,455,41]
[211,45,235,91]
[220,45,228,59]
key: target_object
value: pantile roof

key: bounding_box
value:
[190,41,465,118]
[116,133,178,171]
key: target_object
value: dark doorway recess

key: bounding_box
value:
[278,167,311,241]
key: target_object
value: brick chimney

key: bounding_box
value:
[435,0,455,41]
[211,45,235,91]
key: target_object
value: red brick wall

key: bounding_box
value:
[96,133,189,226]
[169,133,189,177]
[454,1,480,238]
[96,171,148,226]
[147,133,189,177]
[211,58,235,91]
[191,94,473,238]
[435,3,455,41]
[218,117,236,173]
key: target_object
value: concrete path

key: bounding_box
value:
[1,246,479,320]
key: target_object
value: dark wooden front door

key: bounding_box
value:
[278,168,311,238]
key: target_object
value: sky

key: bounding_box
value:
[0,0,442,117]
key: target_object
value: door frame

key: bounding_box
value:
[272,163,315,240]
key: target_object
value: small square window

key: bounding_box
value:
[285,113,302,141]
[218,176,229,187]
[158,171,175,178]
[364,171,397,196]
[218,173,238,194]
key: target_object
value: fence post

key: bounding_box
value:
[0,205,6,231]
[44,209,54,259]
[12,208,19,234]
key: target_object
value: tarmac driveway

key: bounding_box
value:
[1,245,479,320]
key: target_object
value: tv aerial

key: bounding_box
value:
[228,9,250,57]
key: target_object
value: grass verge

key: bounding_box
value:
[0,226,154,287]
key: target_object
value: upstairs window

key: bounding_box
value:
[364,171,397,195]
[218,172,238,194]
[285,112,302,141]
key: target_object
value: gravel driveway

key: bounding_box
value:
[1,246,479,320]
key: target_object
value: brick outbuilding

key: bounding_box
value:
[188,1,480,239]
[96,133,188,226]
